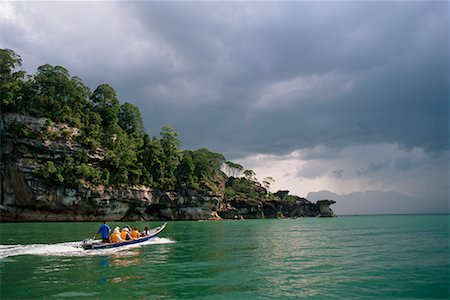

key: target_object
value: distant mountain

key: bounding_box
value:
[307,190,446,215]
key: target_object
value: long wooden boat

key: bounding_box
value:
[82,222,167,250]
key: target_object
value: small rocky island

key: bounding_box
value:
[0,49,335,221]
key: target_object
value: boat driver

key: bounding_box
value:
[97,221,111,243]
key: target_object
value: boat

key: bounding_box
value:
[82,222,167,250]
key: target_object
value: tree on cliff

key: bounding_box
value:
[160,125,181,190]
[79,110,103,150]
[30,64,91,126]
[118,102,146,137]
[244,169,256,181]
[90,83,120,128]
[139,135,164,187]
[262,177,275,193]
[224,161,244,178]
[101,127,141,184]
[0,49,26,112]
[177,150,197,189]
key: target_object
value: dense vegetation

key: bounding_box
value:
[1,49,279,199]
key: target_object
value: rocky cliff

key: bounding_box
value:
[0,113,335,221]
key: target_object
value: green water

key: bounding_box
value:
[0,215,449,299]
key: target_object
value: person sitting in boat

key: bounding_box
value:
[141,226,150,237]
[110,227,122,243]
[121,226,132,240]
[131,227,140,239]
[97,221,111,243]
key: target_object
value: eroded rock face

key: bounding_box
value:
[0,175,336,221]
[0,113,335,221]
[0,174,227,221]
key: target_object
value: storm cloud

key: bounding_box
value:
[2,1,448,213]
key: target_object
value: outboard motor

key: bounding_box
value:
[82,239,94,249]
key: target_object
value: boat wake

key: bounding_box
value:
[0,237,175,260]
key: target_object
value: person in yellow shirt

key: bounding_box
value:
[121,226,131,240]
[110,227,122,243]
[131,227,140,239]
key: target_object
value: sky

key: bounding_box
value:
[1,1,448,214]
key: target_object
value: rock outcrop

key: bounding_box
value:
[316,200,336,217]
[217,198,325,219]
[1,113,335,221]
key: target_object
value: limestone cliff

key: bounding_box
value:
[0,113,335,221]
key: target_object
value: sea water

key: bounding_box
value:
[0,215,449,299]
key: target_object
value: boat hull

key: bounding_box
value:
[82,222,167,250]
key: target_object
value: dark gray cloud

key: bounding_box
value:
[126,1,448,157]
[330,169,344,179]
[3,2,447,158]
[356,160,391,177]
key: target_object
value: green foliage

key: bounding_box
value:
[186,148,226,194]
[224,161,243,177]
[243,169,256,181]
[139,135,164,187]
[118,102,146,137]
[8,118,31,138]
[0,49,26,112]
[78,111,102,150]
[285,195,302,202]
[47,155,102,186]
[90,83,120,127]
[191,148,225,179]
[224,177,266,200]
[34,161,64,184]
[224,186,236,199]
[159,125,181,190]
[75,163,101,185]
[177,151,196,189]
[28,64,90,125]
[262,177,275,194]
